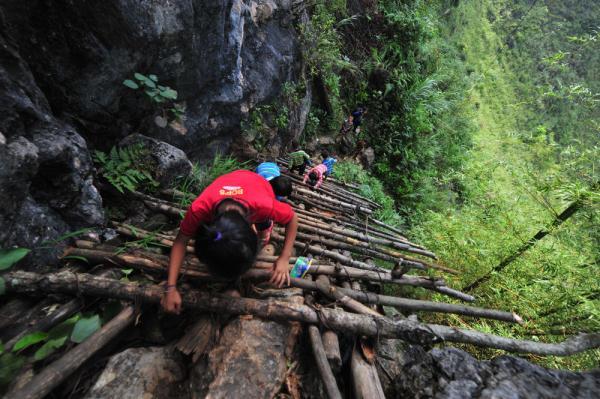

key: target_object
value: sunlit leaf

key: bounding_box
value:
[70,315,101,343]
[0,248,30,270]
[13,332,48,352]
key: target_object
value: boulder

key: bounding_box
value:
[190,289,303,398]
[119,133,192,187]
[84,346,188,399]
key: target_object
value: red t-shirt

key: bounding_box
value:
[179,170,294,236]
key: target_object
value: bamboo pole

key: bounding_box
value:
[270,231,389,273]
[308,326,343,399]
[6,271,599,356]
[294,186,373,215]
[285,171,378,209]
[70,242,458,297]
[7,306,135,399]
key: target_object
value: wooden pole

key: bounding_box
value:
[308,326,343,399]
[350,343,386,399]
[7,306,135,399]
[6,271,599,356]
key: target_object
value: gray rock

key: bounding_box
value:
[119,133,192,187]
[85,346,188,399]
[378,344,600,399]
[190,291,303,398]
[0,29,105,268]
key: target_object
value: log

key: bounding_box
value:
[350,343,386,399]
[7,306,135,399]
[321,330,342,373]
[6,271,599,355]
[308,326,343,399]
[69,243,461,299]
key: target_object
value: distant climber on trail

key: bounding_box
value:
[288,142,312,176]
[351,106,367,133]
[338,113,355,155]
[321,150,337,177]
[303,163,328,189]
[161,170,298,314]
[256,161,292,202]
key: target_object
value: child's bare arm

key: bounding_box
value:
[270,213,298,287]
[161,231,192,314]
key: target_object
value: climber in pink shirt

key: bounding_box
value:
[303,164,328,189]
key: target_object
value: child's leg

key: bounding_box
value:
[254,219,274,246]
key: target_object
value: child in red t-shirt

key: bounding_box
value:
[161,170,298,314]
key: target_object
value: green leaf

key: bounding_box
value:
[0,277,4,296]
[34,336,68,361]
[134,72,146,81]
[13,332,48,352]
[48,314,79,340]
[143,79,157,89]
[160,88,178,100]
[0,341,4,355]
[121,268,133,277]
[0,248,31,270]
[70,315,101,343]
[123,79,139,89]
[149,74,158,82]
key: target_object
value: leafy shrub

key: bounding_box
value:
[123,73,182,122]
[175,154,250,208]
[93,145,159,193]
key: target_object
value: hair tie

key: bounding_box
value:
[214,231,223,242]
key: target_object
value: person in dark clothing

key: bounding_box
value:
[351,107,367,132]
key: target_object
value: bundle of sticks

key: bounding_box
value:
[3,167,599,399]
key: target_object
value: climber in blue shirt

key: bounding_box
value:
[256,162,292,201]
[321,151,337,176]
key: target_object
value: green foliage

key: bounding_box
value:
[0,247,30,295]
[13,332,48,352]
[70,315,101,343]
[0,248,30,270]
[334,161,404,227]
[408,0,599,370]
[93,144,159,193]
[175,154,250,209]
[123,73,182,122]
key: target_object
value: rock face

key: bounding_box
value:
[378,342,600,399]
[0,0,305,266]
[84,346,188,399]
[0,0,304,160]
[0,27,105,267]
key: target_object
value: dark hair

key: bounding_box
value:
[308,172,318,187]
[194,210,258,279]
[322,150,329,159]
[291,140,300,149]
[270,176,292,197]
